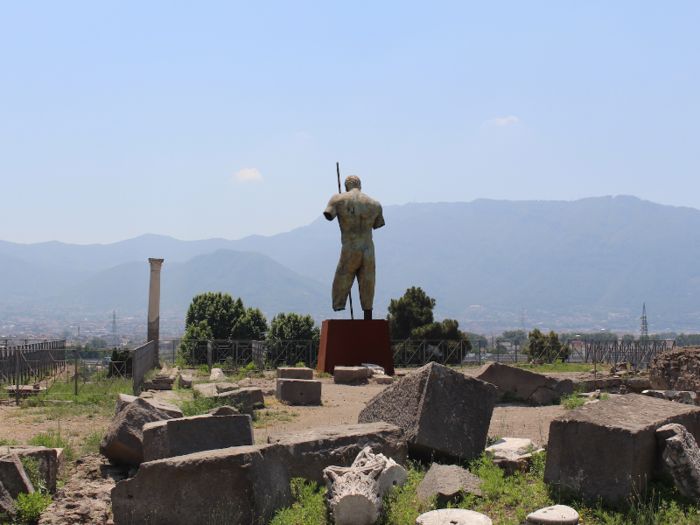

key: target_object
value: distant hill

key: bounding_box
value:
[57,250,328,317]
[2,196,700,331]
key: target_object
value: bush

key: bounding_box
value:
[15,492,52,522]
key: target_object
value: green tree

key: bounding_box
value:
[266,312,320,342]
[386,287,435,340]
[622,334,636,342]
[411,319,466,342]
[497,330,528,345]
[524,328,571,363]
[177,320,215,365]
[463,331,488,348]
[675,333,700,347]
[185,292,245,340]
[231,307,269,340]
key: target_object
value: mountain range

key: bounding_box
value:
[2,195,700,333]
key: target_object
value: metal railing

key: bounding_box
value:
[163,337,672,370]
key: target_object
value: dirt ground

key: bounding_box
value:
[0,367,580,450]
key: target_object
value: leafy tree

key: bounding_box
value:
[675,333,700,347]
[622,334,636,342]
[559,332,618,344]
[266,313,320,342]
[463,331,488,348]
[231,307,269,340]
[90,337,109,349]
[185,292,245,340]
[387,287,435,339]
[497,330,528,345]
[524,328,571,363]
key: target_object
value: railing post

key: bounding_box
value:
[74,349,79,396]
[14,350,20,405]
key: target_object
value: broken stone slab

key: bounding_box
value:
[0,453,34,499]
[415,509,492,525]
[114,393,183,418]
[656,423,700,499]
[214,382,240,393]
[359,362,498,460]
[544,394,700,502]
[209,405,240,416]
[193,383,218,397]
[276,367,314,380]
[485,438,543,474]
[214,387,265,414]
[0,482,14,516]
[526,505,579,524]
[275,378,322,405]
[643,389,699,406]
[650,346,700,391]
[476,361,554,398]
[416,463,483,503]
[334,366,370,384]
[0,445,65,493]
[531,386,558,406]
[178,373,193,389]
[373,374,393,385]
[143,413,254,462]
[100,397,183,466]
[209,368,226,381]
[111,444,292,525]
[267,422,407,485]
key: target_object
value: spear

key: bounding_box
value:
[336,162,355,320]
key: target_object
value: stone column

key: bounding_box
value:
[147,258,164,366]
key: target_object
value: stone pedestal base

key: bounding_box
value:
[317,320,394,375]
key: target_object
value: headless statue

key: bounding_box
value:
[324,175,385,320]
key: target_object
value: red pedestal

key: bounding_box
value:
[317,319,395,376]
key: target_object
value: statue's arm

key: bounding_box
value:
[373,204,385,229]
[323,195,338,221]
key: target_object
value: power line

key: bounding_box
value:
[640,303,649,339]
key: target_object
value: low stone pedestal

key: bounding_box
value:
[275,379,322,405]
[317,320,394,375]
[334,366,370,384]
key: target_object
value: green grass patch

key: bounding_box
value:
[316,372,333,379]
[253,409,299,429]
[28,427,76,463]
[511,362,593,373]
[269,453,700,525]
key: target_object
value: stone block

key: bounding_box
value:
[143,413,254,462]
[544,394,700,502]
[209,368,226,381]
[416,463,483,503]
[0,481,14,516]
[0,453,34,499]
[193,383,218,397]
[100,397,182,466]
[275,379,322,405]
[373,373,393,385]
[0,445,64,493]
[656,423,700,499]
[209,406,240,416]
[276,367,314,380]
[333,366,370,384]
[111,444,292,525]
[416,509,492,525]
[476,362,566,402]
[214,387,265,414]
[267,422,407,485]
[114,393,183,419]
[178,374,193,389]
[359,362,498,460]
[650,346,700,391]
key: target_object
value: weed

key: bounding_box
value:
[15,492,52,523]
[198,364,211,375]
[253,409,299,429]
[20,457,46,493]
[560,386,587,410]
[244,361,258,372]
[0,437,18,446]
[294,362,306,368]
[269,479,328,525]
[81,430,104,456]
[316,372,333,379]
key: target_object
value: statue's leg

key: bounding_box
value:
[332,247,362,311]
[357,243,376,313]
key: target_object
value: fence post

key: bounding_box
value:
[74,349,79,396]
[14,350,20,405]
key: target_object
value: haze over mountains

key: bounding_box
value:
[2,196,699,334]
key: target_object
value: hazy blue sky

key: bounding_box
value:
[2,1,698,244]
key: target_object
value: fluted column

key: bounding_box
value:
[147,258,164,366]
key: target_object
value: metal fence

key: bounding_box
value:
[162,337,672,370]
[0,340,159,403]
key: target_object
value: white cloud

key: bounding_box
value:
[486,116,520,126]
[232,167,263,183]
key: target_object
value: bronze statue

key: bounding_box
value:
[324,174,385,320]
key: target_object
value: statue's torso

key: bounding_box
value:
[325,190,384,250]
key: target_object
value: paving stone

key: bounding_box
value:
[275,378,322,405]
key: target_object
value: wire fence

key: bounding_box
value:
[0,340,159,403]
